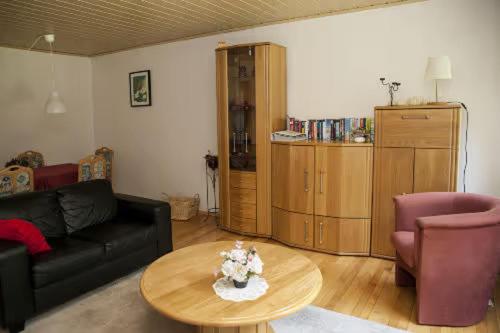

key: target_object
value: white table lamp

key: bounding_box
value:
[425,56,452,104]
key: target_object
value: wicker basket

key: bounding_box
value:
[162,193,200,221]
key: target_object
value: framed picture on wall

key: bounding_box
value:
[129,70,151,107]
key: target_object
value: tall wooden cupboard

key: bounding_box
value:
[216,43,286,237]
[371,104,461,258]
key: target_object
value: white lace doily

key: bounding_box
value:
[212,276,269,302]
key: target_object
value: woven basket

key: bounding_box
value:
[163,193,200,221]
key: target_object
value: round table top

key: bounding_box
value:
[140,241,323,327]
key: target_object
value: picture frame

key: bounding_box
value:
[129,70,151,107]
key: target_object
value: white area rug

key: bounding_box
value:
[1,270,407,333]
[270,305,408,333]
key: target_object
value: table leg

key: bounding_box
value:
[198,322,274,333]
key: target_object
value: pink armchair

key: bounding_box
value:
[391,192,500,326]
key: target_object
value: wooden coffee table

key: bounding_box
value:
[140,241,322,333]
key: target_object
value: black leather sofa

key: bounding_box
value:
[0,180,172,333]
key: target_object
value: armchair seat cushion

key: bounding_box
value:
[391,231,415,268]
[70,219,156,261]
[32,238,103,288]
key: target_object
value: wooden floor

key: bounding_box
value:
[172,215,500,333]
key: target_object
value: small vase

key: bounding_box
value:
[233,279,248,289]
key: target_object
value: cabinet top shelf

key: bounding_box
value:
[271,140,373,147]
[375,103,461,110]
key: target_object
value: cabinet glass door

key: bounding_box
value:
[227,46,256,171]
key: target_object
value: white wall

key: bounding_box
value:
[92,0,500,207]
[0,47,94,165]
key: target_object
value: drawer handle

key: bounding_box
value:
[304,220,309,242]
[401,115,431,120]
[319,222,324,245]
[304,170,309,192]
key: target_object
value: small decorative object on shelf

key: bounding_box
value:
[379,78,401,106]
[351,128,368,143]
[213,241,268,302]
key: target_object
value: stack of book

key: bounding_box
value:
[271,130,307,142]
[287,116,375,143]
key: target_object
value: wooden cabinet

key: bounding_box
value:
[315,146,372,218]
[371,105,461,258]
[271,141,373,255]
[216,43,286,237]
[314,217,370,255]
[371,148,414,257]
[271,144,314,214]
[272,208,314,248]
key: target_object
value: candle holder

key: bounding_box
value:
[380,78,401,106]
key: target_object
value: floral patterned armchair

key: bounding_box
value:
[78,155,106,182]
[0,166,34,197]
[17,151,45,169]
[95,147,113,182]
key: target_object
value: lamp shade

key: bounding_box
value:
[425,56,452,80]
[45,91,66,114]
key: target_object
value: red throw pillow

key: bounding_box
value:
[0,219,52,255]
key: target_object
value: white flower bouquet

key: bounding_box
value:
[218,241,263,288]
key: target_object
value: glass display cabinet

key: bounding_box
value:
[227,46,256,172]
[216,42,286,237]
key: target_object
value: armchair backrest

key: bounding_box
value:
[78,155,106,182]
[95,147,113,182]
[394,192,500,232]
[0,166,34,198]
[17,151,45,169]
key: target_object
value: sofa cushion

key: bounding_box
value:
[32,238,103,288]
[70,219,156,261]
[391,231,415,268]
[0,190,66,238]
[57,180,117,234]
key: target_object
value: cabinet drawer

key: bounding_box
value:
[230,188,256,204]
[377,109,455,148]
[272,207,314,248]
[230,171,256,189]
[230,201,256,219]
[230,216,257,234]
[315,217,370,255]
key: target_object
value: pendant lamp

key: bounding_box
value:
[29,34,67,114]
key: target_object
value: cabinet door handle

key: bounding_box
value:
[401,115,431,120]
[245,132,248,153]
[304,220,309,242]
[304,170,309,192]
[319,222,324,245]
[319,170,324,194]
[232,132,236,153]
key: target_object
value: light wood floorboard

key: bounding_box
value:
[172,215,500,333]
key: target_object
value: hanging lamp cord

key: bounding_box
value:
[49,41,56,91]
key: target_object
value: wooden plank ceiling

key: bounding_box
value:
[0,0,417,56]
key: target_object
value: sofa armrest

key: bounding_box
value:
[0,240,34,331]
[394,192,457,232]
[115,193,172,256]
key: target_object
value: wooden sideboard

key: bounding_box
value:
[271,141,373,255]
[371,104,461,259]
